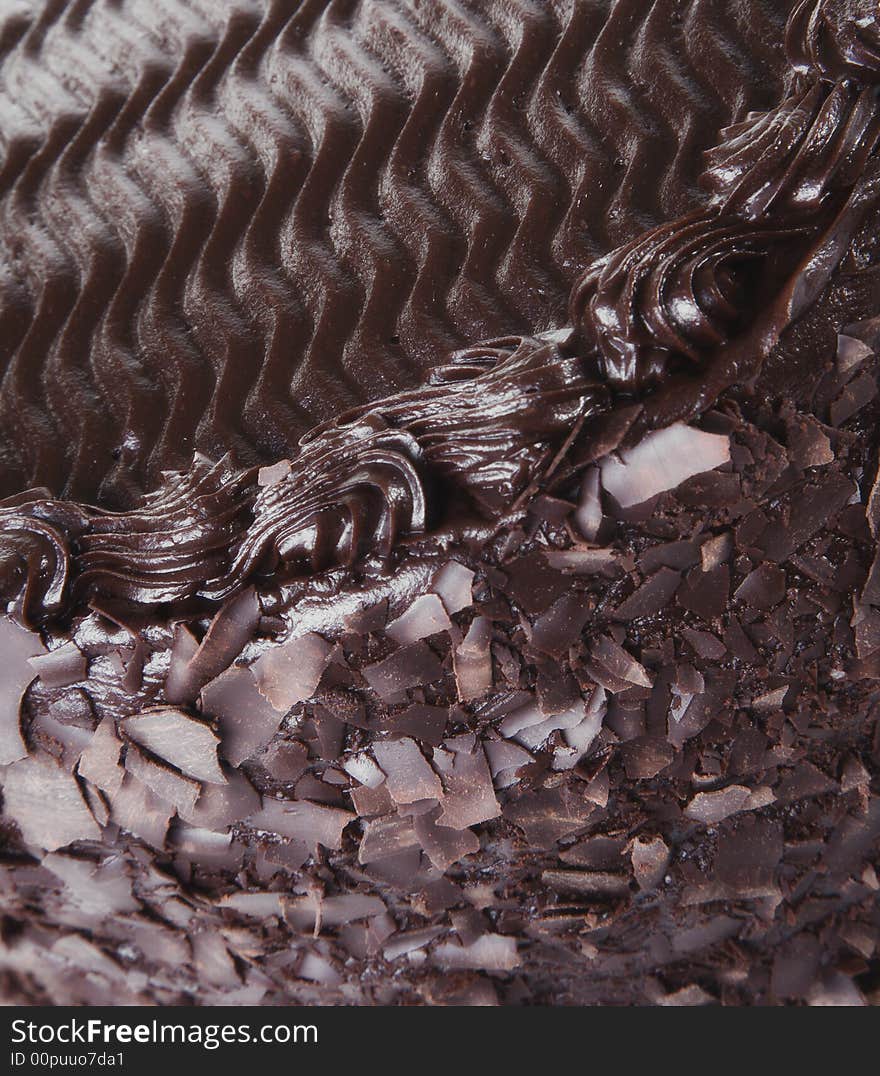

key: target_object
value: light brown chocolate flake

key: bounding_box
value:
[434,737,500,829]
[248,798,353,850]
[574,466,602,541]
[257,459,292,487]
[28,641,87,689]
[252,631,333,713]
[77,716,124,796]
[786,413,834,469]
[431,561,474,615]
[384,703,449,746]
[358,813,421,863]
[611,568,680,621]
[530,593,590,655]
[122,709,225,784]
[453,615,493,701]
[165,588,261,705]
[684,785,751,824]
[414,807,480,871]
[361,641,444,700]
[600,423,730,508]
[372,737,443,804]
[700,532,732,571]
[505,784,593,847]
[541,869,630,897]
[179,767,260,831]
[200,666,282,767]
[0,617,46,765]
[3,753,102,850]
[734,563,786,611]
[261,739,309,783]
[109,773,173,849]
[432,934,519,971]
[386,594,452,645]
[630,836,670,890]
[125,747,200,816]
[590,635,652,689]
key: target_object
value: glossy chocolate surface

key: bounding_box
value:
[0,0,879,1008]
[0,0,787,504]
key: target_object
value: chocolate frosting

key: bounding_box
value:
[0,0,788,504]
[1,0,880,1011]
[786,0,880,82]
[3,0,880,627]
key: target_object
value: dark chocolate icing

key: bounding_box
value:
[2,333,610,623]
[0,0,788,504]
[3,0,879,627]
[786,0,880,82]
[2,1,880,1010]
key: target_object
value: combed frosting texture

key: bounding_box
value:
[0,0,787,503]
[2,0,879,625]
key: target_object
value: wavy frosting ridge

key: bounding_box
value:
[1,0,879,626]
[0,0,786,505]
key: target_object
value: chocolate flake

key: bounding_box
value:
[362,642,445,700]
[165,588,260,704]
[684,785,752,824]
[3,753,102,850]
[77,717,124,796]
[358,814,421,863]
[434,737,500,829]
[505,784,593,847]
[252,631,333,713]
[612,567,680,621]
[248,798,353,850]
[28,641,87,689]
[734,563,787,610]
[453,616,494,700]
[431,561,475,615]
[630,836,670,890]
[574,467,602,541]
[0,617,46,765]
[122,709,225,784]
[386,594,452,645]
[599,423,730,508]
[109,773,173,849]
[372,737,443,804]
[200,666,282,767]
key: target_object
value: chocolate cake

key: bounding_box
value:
[0,0,878,1007]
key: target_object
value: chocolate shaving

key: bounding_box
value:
[122,709,225,784]
[612,567,680,621]
[599,423,731,508]
[28,641,86,689]
[453,616,494,700]
[362,642,445,700]
[386,594,452,645]
[165,588,260,703]
[431,562,474,615]
[200,666,282,767]
[0,617,46,764]
[372,737,443,805]
[252,631,333,712]
[248,798,353,850]
[3,753,101,850]
[434,737,500,829]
